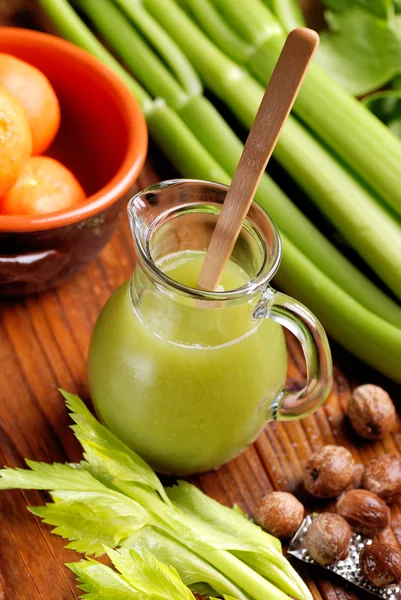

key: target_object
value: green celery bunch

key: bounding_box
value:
[181,0,401,221]
[152,0,401,299]
[0,392,311,600]
[60,0,401,323]
[79,0,401,314]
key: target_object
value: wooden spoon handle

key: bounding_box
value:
[197,28,319,291]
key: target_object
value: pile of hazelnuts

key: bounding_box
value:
[254,384,401,589]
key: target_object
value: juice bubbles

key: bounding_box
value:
[88,250,287,475]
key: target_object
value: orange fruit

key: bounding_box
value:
[0,84,31,197]
[1,156,85,216]
[0,53,60,155]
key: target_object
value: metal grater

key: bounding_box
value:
[288,515,401,599]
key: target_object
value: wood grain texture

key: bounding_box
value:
[1,157,400,600]
[1,3,401,600]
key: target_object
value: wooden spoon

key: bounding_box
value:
[197,28,319,291]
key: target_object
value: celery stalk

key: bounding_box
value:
[275,117,401,296]
[147,101,229,184]
[211,0,401,220]
[39,0,401,380]
[37,0,152,112]
[114,0,202,97]
[268,0,307,31]
[177,0,253,63]
[143,0,401,299]
[275,238,401,382]
[82,0,401,324]
[212,0,280,44]
[122,484,296,600]
[180,96,401,326]
[72,0,187,110]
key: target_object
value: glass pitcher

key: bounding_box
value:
[88,179,332,475]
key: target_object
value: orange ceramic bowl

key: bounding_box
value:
[0,28,147,295]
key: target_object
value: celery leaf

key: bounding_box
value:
[316,7,401,95]
[30,489,151,556]
[69,548,195,600]
[69,557,143,599]
[321,0,392,20]
[0,460,104,491]
[106,547,193,600]
[60,391,170,504]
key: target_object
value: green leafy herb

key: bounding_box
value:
[61,391,170,505]
[69,547,194,600]
[70,559,136,599]
[31,490,151,555]
[0,460,104,491]
[317,7,401,95]
[321,0,392,20]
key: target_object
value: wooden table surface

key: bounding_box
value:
[1,3,401,600]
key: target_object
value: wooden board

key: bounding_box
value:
[0,4,401,600]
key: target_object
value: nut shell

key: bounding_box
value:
[352,464,364,489]
[362,455,401,504]
[360,543,401,588]
[304,445,355,499]
[254,491,304,539]
[305,513,351,566]
[347,385,396,440]
[336,489,390,537]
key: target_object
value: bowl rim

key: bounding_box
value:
[0,27,148,233]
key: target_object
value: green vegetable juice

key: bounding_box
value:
[88,251,287,475]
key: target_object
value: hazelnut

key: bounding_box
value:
[362,455,401,504]
[304,445,355,499]
[360,543,401,588]
[347,385,396,440]
[254,491,304,539]
[352,464,364,489]
[336,489,390,537]
[305,513,351,566]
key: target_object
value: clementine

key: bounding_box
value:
[0,84,31,197]
[0,53,60,155]
[1,156,85,216]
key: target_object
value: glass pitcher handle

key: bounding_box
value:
[254,286,333,421]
